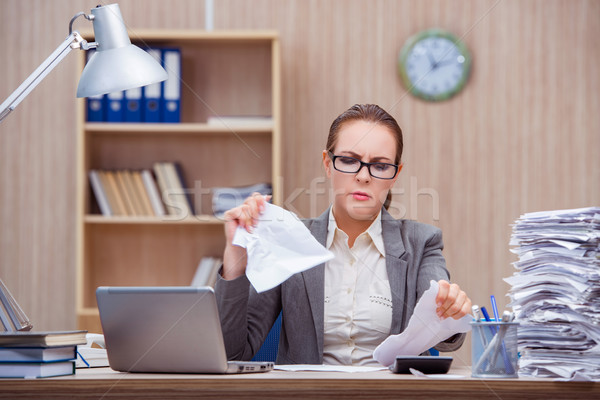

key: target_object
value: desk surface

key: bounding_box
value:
[0,366,598,400]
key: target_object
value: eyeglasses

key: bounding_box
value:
[328,151,399,180]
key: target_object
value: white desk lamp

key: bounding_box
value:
[0,3,167,122]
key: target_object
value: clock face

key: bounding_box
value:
[398,30,471,101]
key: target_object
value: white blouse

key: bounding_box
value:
[323,209,392,366]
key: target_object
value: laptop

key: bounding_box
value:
[96,286,273,374]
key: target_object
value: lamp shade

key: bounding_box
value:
[76,4,167,98]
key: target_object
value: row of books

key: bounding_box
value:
[89,162,194,218]
[86,48,181,123]
[0,330,87,378]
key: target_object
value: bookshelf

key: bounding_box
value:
[75,31,281,333]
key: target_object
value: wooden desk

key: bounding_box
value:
[0,367,597,399]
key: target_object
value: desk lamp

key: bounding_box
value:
[0,3,167,122]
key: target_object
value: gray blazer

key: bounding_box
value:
[215,207,465,364]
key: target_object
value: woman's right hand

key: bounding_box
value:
[221,193,270,280]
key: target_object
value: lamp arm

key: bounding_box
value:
[0,31,93,123]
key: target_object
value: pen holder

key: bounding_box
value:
[470,321,519,378]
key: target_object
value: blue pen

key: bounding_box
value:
[490,295,500,322]
[480,307,499,351]
[487,297,514,375]
[480,306,494,324]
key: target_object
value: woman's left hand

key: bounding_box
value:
[435,280,472,320]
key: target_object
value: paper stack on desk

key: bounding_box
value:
[505,206,600,381]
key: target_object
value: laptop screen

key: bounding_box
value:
[96,286,230,373]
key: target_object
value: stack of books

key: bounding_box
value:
[0,330,87,378]
[506,206,600,380]
[212,182,272,218]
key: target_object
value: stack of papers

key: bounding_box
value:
[212,183,272,218]
[505,207,600,381]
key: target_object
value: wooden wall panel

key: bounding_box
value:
[1,0,598,366]
[0,0,80,331]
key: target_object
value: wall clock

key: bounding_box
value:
[398,29,471,102]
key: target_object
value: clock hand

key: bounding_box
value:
[426,49,438,69]
[435,56,460,68]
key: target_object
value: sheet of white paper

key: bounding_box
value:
[274,364,386,373]
[373,280,472,367]
[232,203,334,293]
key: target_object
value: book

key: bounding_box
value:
[132,170,155,216]
[122,170,144,215]
[173,162,195,215]
[152,162,175,215]
[141,169,166,216]
[0,360,75,378]
[87,94,106,122]
[0,345,76,362]
[124,87,142,122]
[0,330,87,348]
[162,162,192,218]
[103,170,128,216]
[205,258,222,287]
[191,257,219,287]
[142,48,163,123]
[162,48,181,123]
[106,91,124,122]
[114,170,136,215]
[190,257,214,287]
[89,170,112,216]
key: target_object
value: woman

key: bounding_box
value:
[215,104,471,365]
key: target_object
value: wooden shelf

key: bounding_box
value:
[84,215,224,225]
[85,122,274,134]
[81,29,279,42]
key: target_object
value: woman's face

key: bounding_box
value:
[322,120,401,222]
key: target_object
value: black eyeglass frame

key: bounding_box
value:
[328,151,399,180]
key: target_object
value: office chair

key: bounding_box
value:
[251,312,282,362]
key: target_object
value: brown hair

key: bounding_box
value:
[326,104,403,210]
[326,104,403,164]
